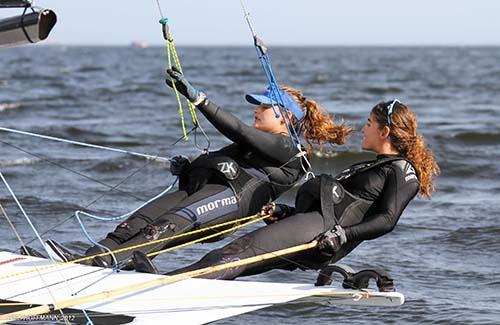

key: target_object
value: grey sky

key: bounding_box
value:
[2,0,499,45]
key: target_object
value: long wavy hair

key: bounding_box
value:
[371,101,440,197]
[280,85,353,150]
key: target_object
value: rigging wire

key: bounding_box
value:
[0,205,72,325]
[0,127,170,162]
[0,175,92,325]
[0,140,172,246]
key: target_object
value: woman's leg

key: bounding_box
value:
[85,190,188,259]
[97,183,242,267]
[167,211,330,280]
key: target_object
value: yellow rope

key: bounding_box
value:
[166,38,189,140]
[147,213,267,257]
[0,241,319,323]
[170,42,198,125]
[0,213,269,282]
[164,27,198,140]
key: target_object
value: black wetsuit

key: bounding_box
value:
[168,155,419,279]
[86,99,303,266]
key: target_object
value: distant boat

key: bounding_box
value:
[130,40,148,48]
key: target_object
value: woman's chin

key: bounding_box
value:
[360,141,369,151]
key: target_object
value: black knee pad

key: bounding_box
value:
[107,221,137,244]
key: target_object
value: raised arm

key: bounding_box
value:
[164,67,297,164]
[197,99,297,163]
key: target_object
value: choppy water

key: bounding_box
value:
[1,46,499,324]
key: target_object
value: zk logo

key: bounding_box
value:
[217,162,238,179]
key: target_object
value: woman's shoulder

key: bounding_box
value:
[384,159,420,187]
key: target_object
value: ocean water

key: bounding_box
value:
[0,46,499,324]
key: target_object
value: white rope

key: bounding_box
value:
[0,172,92,324]
[0,126,170,162]
[74,178,178,266]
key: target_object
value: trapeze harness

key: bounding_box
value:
[318,156,411,230]
[310,156,419,292]
[176,98,305,216]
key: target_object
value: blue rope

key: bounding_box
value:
[253,43,302,147]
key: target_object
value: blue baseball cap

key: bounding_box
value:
[245,86,305,122]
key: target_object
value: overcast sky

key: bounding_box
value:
[1,0,499,46]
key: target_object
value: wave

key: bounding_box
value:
[363,86,404,95]
[310,150,375,174]
[86,160,132,173]
[75,66,106,73]
[96,85,165,97]
[41,127,144,147]
[453,132,500,145]
[441,226,500,251]
[63,126,109,138]
[0,103,23,112]
[0,158,39,167]
[312,149,374,161]
[91,140,145,147]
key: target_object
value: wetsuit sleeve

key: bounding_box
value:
[343,165,419,242]
[197,100,297,164]
[277,204,296,221]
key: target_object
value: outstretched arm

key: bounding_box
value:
[197,99,296,163]
[164,67,297,164]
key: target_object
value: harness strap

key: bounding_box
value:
[335,156,405,181]
[321,156,407,230]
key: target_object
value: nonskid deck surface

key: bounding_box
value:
[0,252,404,324]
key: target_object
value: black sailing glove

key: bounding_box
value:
[259,202,294,225]
[169,155,190,176]
[316,225,347,255]
[165,66,206,104]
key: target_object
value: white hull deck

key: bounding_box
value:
[0,252,404,324]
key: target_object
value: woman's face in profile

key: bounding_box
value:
[253,104,282,133]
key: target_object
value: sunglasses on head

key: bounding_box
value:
[386,99,401,126]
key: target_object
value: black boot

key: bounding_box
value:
[132,251,159,274]
[45,239,82,263]
[20,246,47,258]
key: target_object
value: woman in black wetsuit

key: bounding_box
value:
[137,100,440,279]
[44,68,352,267]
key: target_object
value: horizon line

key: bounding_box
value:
[34,43,500,48]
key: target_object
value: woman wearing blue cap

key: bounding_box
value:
[131,100,439,280]
[43,68,352,268]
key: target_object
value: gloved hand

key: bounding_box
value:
[316,225,347,255]
[165,66,205,104]
[259,202,286,225]
[169,155,190,176]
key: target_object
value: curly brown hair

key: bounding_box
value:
[371,101,440,197]
[280,85,353,150]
